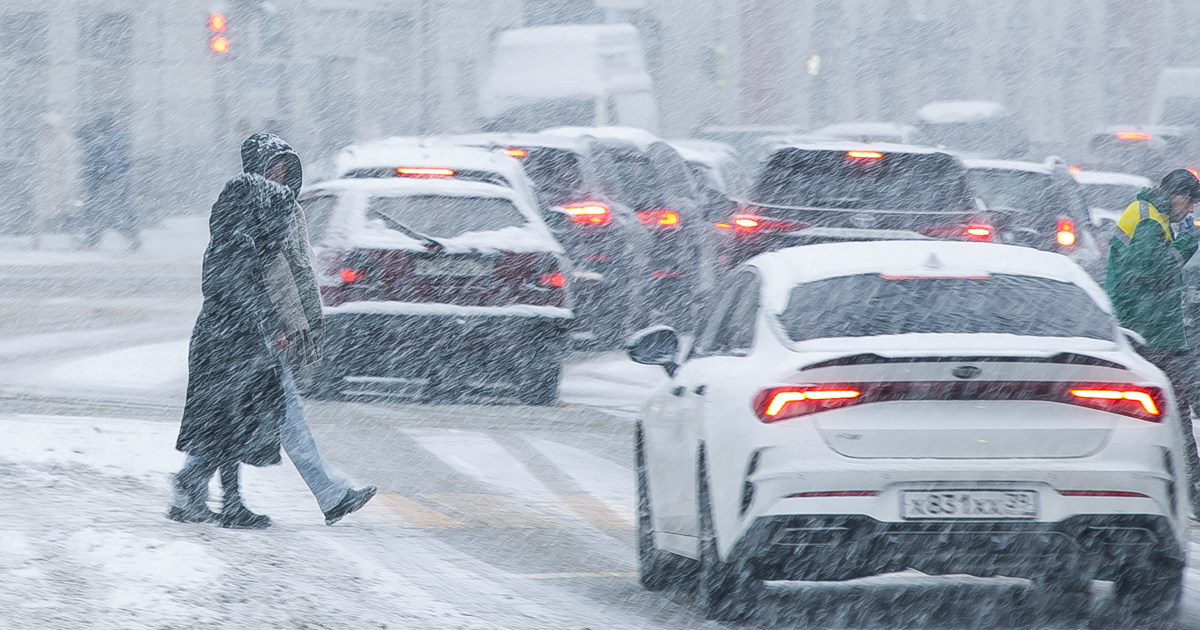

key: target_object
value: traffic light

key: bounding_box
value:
[208,13,229,55]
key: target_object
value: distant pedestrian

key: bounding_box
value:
[169,133,375,529]
[1106,168,1200,515]
[78,116,141,251]
[32,113,79,249]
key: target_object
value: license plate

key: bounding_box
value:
[901,490,1038,519]
[413,257,494,277]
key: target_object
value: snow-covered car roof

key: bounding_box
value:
[916,101,1010,124]
[669,139,737,169]
[303,177,562,255]
[446,133,582,152]
[962,158,1055,175]
[1073,170,1153,188]
[333,140,528,182]
[748,241,1109,316]
[812,122,921,141]
[766,139,951,156]
[542,126,663,150]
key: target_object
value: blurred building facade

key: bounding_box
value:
[5,0,1197,230]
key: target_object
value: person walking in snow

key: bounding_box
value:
[1106,168,1200,515]
[169,133,375,529]
[78,116,141,251]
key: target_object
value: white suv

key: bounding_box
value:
[629,240,1189,625]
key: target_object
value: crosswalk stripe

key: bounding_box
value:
[423,493,562,528]
[551,495,634,530]
[364,493,469,529]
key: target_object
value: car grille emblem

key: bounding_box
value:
[951,365,982,379]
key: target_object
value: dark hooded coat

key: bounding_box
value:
[176,134,320,466]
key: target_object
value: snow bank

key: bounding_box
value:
[917,100,1009,124]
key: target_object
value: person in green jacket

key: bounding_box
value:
[1106,168,1200,514]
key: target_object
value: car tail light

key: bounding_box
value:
[787,491,880,498]
[537,271,566,288]
[1057,219,1076,247]
[1069,386,1162,420]
[561,203,611,226]
[636,209,682,230]
[754,386,863,422]
[503,148,528,158]
[847,151,883,160]
[340,268,367,283]
[1069,166,1082,174]
[396,167,455,177]
[752,382,1166,423]
[1115,132,1151,141]
[1058,490,1150,498]
[917,224,993,242]
[724,214,808,236]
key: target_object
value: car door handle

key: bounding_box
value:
[671,386,685,397]
[693,385,706,396]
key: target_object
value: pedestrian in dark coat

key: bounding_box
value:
[170,134,375,529]
[78,116,141,251]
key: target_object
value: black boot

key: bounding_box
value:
[324,486,377,526]
[219,463,271,530]
[167,463,220,524]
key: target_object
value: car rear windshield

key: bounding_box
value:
[968,169,1090,224]
[752,148,970,212]
[779,273,1114,341]
[367,195,525,239]
[1081,183,1139,212]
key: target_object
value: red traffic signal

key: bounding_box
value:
[208,13,229,54]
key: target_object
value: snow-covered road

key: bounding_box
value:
[0,218,1198,628]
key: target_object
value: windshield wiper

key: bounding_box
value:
[371,211,444,252]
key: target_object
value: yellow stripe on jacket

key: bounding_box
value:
[1116,200,1172,242]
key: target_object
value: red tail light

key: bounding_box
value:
[397,167,455,177]
[503,148,528,158]
[561,203,611,226]
[1057,219,1076,247]
[847,151,883,160]
[1058,490,1150,498]
[340,268,367,283]
[917,224,993,242]
[754,386,863,422]
[753,382,1166,423]
[537,271,566,288]
[726,215,808,236]
[788,491,880,498]
[636,209,682,229]
[1115,132,1151,141]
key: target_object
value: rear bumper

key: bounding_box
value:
[321,308,570,376]
[733,514,1182,582]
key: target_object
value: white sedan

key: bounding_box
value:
[629,240,1189,624]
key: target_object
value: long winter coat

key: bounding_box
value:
[176,134,322,466]
[1105,187,1198,351]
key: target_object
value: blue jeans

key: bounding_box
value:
[173,366,351,513]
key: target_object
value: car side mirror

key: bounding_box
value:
[1119,327,1146,349]
[626,326,680,377]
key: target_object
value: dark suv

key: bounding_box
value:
[719,142,983,265]
[453,129,705,340]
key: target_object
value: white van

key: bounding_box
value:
[1151,68,1200,127]
[479,24,658,134]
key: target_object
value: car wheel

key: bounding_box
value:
[517,359,559,406]
[696,448,759,621]
[1110,559,1183,628]
[635,425,675,591]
